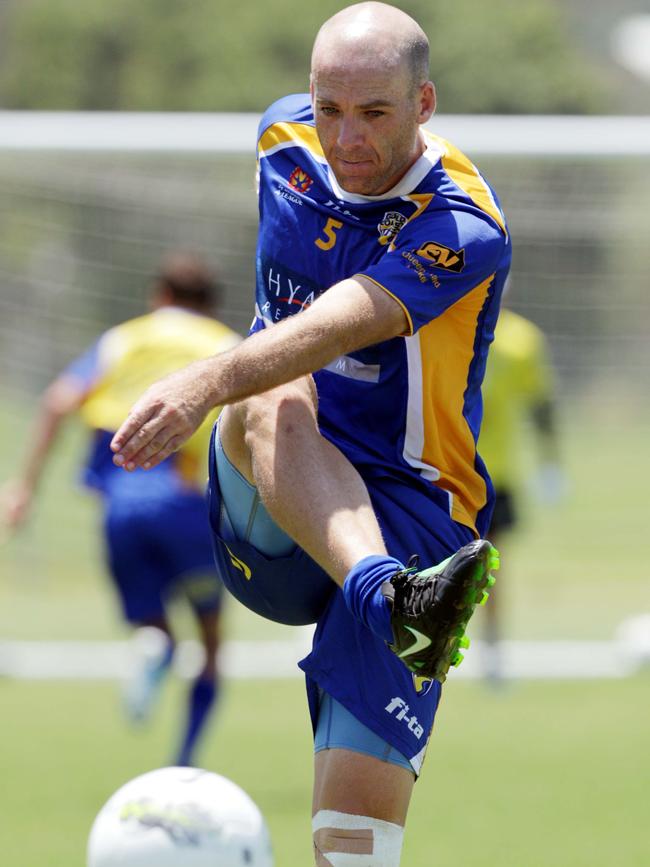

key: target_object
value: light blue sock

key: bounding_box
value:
[342,555,404,643]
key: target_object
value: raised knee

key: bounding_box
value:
[243,382,316,438]
[312,810,404,866]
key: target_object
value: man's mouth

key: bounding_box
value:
[337,156,373,172]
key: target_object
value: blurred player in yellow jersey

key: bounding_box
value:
[1,252,241,765]
[479,304,565,681]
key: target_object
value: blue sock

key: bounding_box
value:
[175,676,218,767]
[342,555,404,643]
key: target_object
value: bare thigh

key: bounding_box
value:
[218,375,318,484]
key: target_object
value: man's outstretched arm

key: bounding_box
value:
[111,276,408,471]
[1,376,86,531]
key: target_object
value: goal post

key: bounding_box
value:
[0,112,648,419]
[1,112,650,155]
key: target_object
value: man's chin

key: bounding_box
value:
[334,172,381,197]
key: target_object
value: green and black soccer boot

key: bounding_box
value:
[381,539,499,683]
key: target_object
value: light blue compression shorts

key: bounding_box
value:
[314,690,413,772]
[214,429,413,773]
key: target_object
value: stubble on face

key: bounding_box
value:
[310,4,432,196]
[311,61,424,196]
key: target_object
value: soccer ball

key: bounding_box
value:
[87,766,274,866]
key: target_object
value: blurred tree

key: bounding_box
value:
[0,0,608,112]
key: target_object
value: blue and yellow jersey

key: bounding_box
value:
[479,308,554,490]
[65,306,240,494]
[253,95,511,535]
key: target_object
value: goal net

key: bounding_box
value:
[0,113,648,644]
[1,113,647,414]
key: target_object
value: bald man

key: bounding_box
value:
[111,3,509,863]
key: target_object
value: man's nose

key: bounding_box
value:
[337,116,365,149]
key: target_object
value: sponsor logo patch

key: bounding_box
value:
[416,241,465,272]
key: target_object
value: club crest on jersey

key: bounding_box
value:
[416,241,465,272]
[288,166,313,194]
[378,210,407,246]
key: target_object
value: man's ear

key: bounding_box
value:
[418,81,436,124]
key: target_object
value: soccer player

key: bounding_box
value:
[1,252,241,767]
[478,303,564,681]
[110,4,509,863]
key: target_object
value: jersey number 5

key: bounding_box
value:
[315,218,343,251]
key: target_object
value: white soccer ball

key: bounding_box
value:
[87,767,274,867]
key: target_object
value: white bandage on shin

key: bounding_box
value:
[312,810,404,866]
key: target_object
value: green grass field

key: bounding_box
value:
[1,676,648,867]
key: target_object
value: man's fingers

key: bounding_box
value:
[124,433,186,472]
[110,403,158,458]
[139,436,187,471]
[116,425,180,471]
[112,412,172,468]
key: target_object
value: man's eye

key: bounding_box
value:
[320,106,338,116]
[366,110,385,118]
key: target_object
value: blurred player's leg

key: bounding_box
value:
[105,504,176,722]
[481,489,515,684]
[123,621,174,723]
[174,605,221,767]
[165,501,226,767]
[482,557,502,683]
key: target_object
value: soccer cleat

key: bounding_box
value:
[381,539,499,683]
[122,626,174,724]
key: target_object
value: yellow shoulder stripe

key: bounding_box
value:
[426,132,507,235]
[258,122,324,160]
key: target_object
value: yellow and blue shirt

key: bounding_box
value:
[479,308,554,491]
[253,95,511,535]
[66,306,240,495]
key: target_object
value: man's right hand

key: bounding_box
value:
[0,479,34,533]
[111,358,217,472]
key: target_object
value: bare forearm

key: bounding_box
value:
[1,402,69,531]
[194,277,406,410]
[198,316,348,409]
[20,407,66,490]
[19,377,84,490]
[111,276,407,470]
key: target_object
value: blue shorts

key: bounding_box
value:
[207,423,473,774]
[104,488,223,624]
[208,425,334,626]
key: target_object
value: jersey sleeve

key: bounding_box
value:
[357,209,507,334]
[61,338,104,392]
[257,93,312,145]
